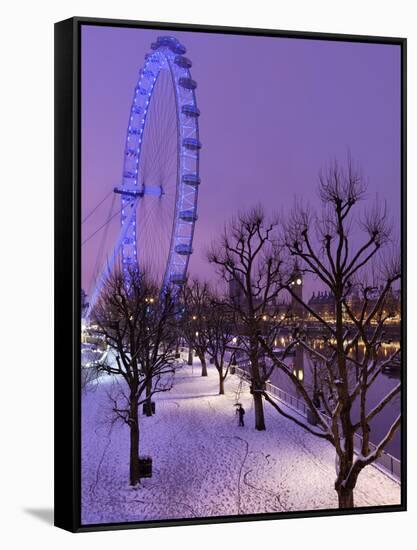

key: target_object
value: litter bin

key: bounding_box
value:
[138,456,153,478]
[142,401,156,415]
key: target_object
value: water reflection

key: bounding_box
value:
[267,337,401,459]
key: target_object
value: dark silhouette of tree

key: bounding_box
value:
[179,279,212,376]
[203,299,235,394]
[208,206,285,430]
[257,159,401,508]
[92,268,178,486]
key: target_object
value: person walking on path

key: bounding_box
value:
[236,404,245,427]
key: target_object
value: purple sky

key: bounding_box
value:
[81,25,401,298]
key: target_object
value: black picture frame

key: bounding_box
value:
[54,16,407,533]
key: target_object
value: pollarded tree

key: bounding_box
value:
[179,279,212,376]
[257,159,401,508]
[203,299,236,394]
[92,268,178,486]
[208,206,285,430]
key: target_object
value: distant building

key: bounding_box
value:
[307,286,400,324]
[344,285,400,323]
[289,263,304,320]
[308,291,336,322]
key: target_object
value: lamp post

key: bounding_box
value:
[312,360,321,408]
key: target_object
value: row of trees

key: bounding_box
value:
[180,280,236,394]
[93,272,178,485]
[90,159,401,507]
[92,272,238,485]
[206,160,401,508]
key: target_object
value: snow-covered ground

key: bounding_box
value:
[81,360,400,525]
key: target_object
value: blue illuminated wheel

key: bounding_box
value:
[116,36,201,290]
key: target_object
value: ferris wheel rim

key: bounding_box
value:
[120,36,201,290]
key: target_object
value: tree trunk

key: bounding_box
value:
[333,289,354,506]
[145,378,153,416]
[335,446,356,509]
[249,344,266,430]
[199,352,208,376]
[129,398,140,486]
[253,390,266,430]
[337,485,354,508]
[219,374,225,395]
[187,347,193,365]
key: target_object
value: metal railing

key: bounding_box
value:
[234,364,400,482]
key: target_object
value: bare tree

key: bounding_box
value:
[179,280,212,376]
[208,206,285,430]
[203,299,236,394]
[257,159,401,507]
[92,268,178,486]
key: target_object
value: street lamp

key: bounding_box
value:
[312,360,320,408]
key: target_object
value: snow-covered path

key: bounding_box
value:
[81,361,400,525]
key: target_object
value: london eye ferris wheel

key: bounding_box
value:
[86,36,201,317]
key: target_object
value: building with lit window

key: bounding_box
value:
[308,291,336,322]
